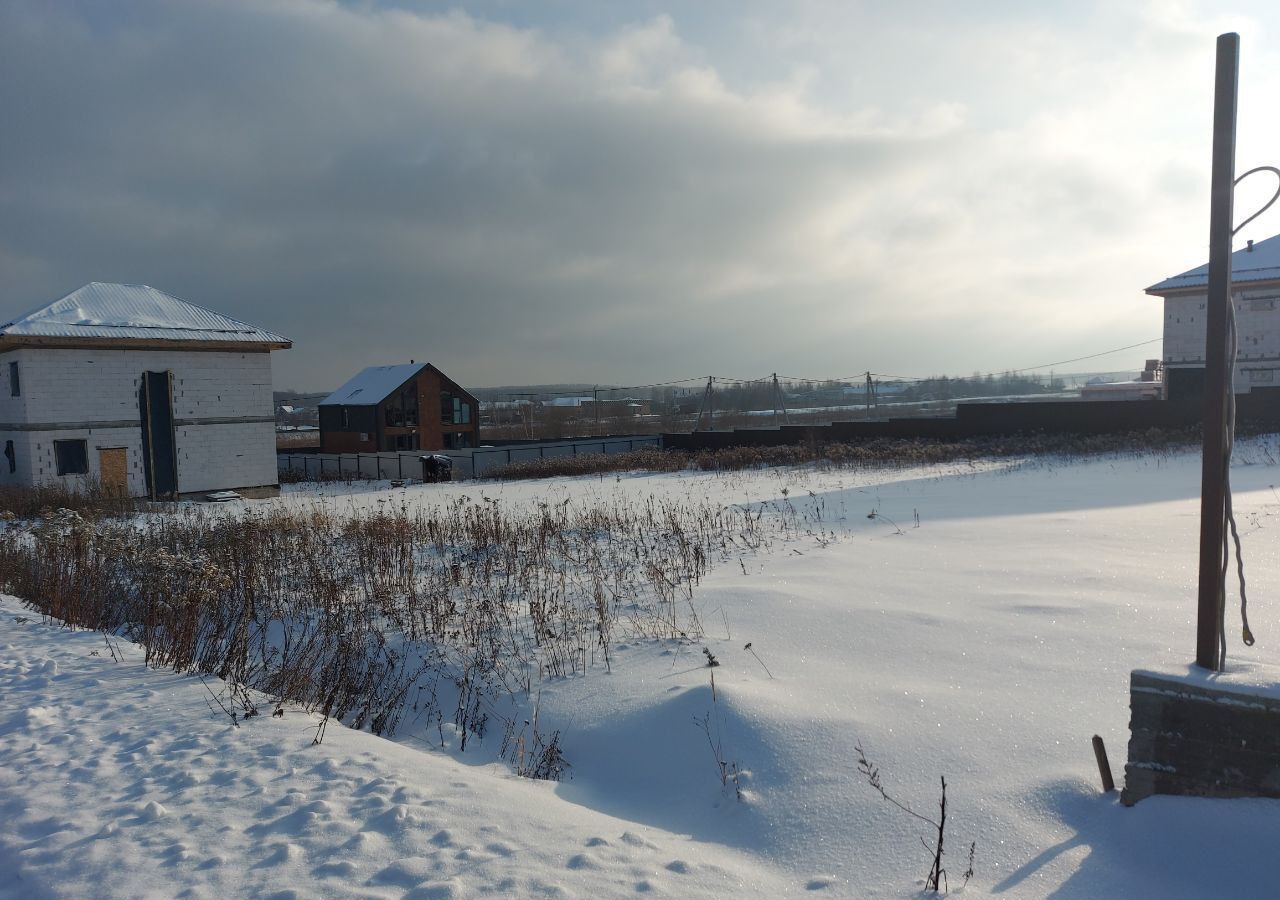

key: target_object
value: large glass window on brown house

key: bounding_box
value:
[440,392,471,425]
[386,386,419,427]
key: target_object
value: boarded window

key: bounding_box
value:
[54,439,88,476]
[8,361,18,397]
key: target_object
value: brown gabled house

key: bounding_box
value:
[318,362,478,452]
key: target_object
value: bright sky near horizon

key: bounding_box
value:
[3,1,1280,390]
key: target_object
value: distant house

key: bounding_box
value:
[1147,234,1280,400]
[0,282,290,498]
[318,363,478,452]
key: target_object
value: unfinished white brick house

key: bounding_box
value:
[0,283,290,498]
[1147,233,1280,401]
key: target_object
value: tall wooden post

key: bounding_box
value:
[1195,32,1239,672]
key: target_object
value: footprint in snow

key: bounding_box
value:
[310,758,343,778]
[806,876,838,890]
[664,860,691,875]
[313,860,358,879]
[566,853,599,871]
[254,842,304,868]
[132,801,166,824]
[619,831,657,850]
[369,856,442,887]
[403,879,463,900]
[343,831,384,852]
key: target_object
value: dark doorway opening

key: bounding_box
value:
[140,371,178,499]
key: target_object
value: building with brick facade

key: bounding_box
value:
[0,282,290,499]
[318,363,479,452]
[1147,233,1280,401]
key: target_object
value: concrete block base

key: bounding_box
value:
[1123,666,1280,806]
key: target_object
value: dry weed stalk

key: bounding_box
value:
[0,488,818,777]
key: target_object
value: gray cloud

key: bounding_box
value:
[3,1,1277,390]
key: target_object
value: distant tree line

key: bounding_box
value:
[890,372,1064,403]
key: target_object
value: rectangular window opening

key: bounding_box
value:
[54,439,88,476]
[9,361,18,397]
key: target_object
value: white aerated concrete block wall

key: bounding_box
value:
[175,421,278,494]
[1162,289,1280,392]
[0,347,278,495]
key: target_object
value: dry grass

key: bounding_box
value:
[0,490,819,762]
[276,431,321,450]
[0,481,145,520]
[484,429,1201,481]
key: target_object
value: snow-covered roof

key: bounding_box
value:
[1147,234,1280,294]
[0,283,290,345]
[320,363,427,406]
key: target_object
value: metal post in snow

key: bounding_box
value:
[1196,32,1239,672]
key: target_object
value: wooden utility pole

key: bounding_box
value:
[693,376,715,432]
[772,373,790,426]
[1196,32,1239,672]
[593,385,600,435]
[865,371,873,419]
[707,377,715,431]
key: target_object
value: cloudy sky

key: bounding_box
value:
[4,0,1280,391]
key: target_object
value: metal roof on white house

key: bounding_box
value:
[1146,234,1280,294]
[319,363,427,406]
[0,283,291,345]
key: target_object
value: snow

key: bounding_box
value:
[5,439,1280,897]
[1,283,289,343]
[320,364,427,406]
[0,614,789,899]
[1146,231,1280,293]
[1134,660,1280,702]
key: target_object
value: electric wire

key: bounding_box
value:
[1214,165,1279,664]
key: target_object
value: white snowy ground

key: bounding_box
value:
[5,440,1280,898]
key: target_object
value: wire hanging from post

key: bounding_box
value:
[1216,164,1280,660]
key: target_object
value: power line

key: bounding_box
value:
[779,337,1162,387]
[497,336,1164,399]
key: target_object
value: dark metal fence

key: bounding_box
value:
[278,435,662,482]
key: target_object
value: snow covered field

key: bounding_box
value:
[5,440,1280,898]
